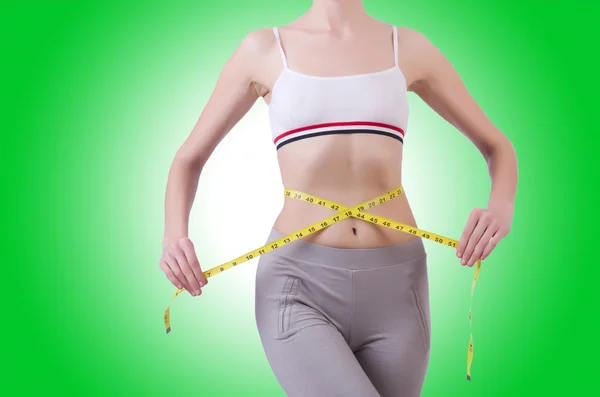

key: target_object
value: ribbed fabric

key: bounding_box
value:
[269,26,409,150]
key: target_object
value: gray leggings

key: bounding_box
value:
[255,228,431,397]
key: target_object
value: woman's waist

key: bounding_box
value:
[262,227,426,271]
[274,185,418,249]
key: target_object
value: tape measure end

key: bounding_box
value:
[166,327,171,334]
[466,375,471,381]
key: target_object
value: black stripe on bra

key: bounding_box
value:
[276,129,404,150]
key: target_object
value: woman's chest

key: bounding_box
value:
[269,71,409,131]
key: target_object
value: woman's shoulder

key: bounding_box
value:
[395,26,432,47]
[225,27,281,78]
[394,25,442,63]
[238,27,279,54]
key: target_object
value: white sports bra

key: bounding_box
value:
[269,25,409,151]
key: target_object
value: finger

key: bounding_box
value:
[180,238,208,286]
[165,252,192,292]
[461,216,490,266]
[160,260,184,290]
[467,225,498,267]
[171,244,201,296]
[457,209,481,258]
[481,230,502,260]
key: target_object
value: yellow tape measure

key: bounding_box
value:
[163,185,482,381]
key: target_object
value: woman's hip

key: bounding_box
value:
[254,227,430,345]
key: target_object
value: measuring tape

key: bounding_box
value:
[163,185,482,381]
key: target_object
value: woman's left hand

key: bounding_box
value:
[456,205,513,267]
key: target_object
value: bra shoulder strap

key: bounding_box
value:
[392,26,399,67]
[272,27,289,68]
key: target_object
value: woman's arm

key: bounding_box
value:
[405,28,518,267]
[160,29,272,295]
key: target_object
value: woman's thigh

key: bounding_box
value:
[258,314,381,397]
[351,255,431,397]
[255,249,381,396]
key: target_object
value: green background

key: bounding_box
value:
[3,0,598,396]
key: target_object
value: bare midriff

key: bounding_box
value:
[273,132,419,249]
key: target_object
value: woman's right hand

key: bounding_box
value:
[159,237,208,296]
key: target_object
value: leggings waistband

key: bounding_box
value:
[265,227,426,270]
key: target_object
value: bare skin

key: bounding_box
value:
[159,0,518,297]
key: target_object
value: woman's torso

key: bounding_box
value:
[253,20,421,248]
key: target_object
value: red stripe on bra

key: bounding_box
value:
[273,121,405,144]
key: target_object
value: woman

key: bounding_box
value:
[158,0,517,396]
